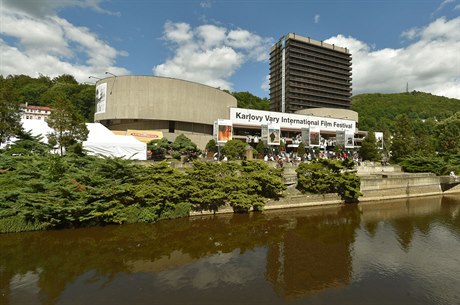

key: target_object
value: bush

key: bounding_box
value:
[222,139,246,160]
[400,155,447,175]
[296,159,361,203]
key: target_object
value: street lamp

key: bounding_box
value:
[89,76,102,80]
[105,71,117,77]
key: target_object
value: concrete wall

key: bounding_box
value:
[295,108,359,123]
[359,173,443,201]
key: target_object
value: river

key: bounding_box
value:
[1,195,460,305]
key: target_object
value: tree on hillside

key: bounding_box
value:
[232,91,270,110]
[435,113,460,156]
[47,95,88,156]
[351,92,460,131]
[0,81,22,145]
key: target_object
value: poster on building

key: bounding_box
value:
[214,119,233,144]
[267,125,281,145]
[375,132,384,149]
[309,127,320,147]
[301,128,310,147]
[95,83,107,114]
[336,130,346,147]
[261,125,268,144]
[345,131,355,148]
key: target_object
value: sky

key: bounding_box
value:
[1,0,459,99]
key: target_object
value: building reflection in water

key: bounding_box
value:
[265,205,360,299]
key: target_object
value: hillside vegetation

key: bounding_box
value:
[351,91,460,131]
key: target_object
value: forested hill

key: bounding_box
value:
[351,91,460,131]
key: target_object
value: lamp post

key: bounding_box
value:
[89,76,102,80]
[105,71,117,77]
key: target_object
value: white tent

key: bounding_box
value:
[14,120,147,160]
[22,119,53,144]
[83,123,147,160]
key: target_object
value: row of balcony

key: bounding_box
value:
[288,51,352,71]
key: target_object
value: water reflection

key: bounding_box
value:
[1,195,459,305]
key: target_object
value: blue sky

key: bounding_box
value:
[1,0,459,99]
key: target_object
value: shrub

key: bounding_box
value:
[296,159,361,203]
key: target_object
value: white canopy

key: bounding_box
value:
[83,123,147,160]
[15,119,147,160]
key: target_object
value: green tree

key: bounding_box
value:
[297,142,306,158]
[222,139,246,160]
[171,134,200,160]
[435,112,460,156]
[147,137,170,160]
[296,159,361,202]
[47,96,88,156]
[0,81,22,145]
[205,139,217,154]
[255,141,267,156]
[360,131,380,162]
[390,114,416,162]
[232,91,270,110]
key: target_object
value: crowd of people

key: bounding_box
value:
[263,149,361,168]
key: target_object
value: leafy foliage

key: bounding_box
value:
[352,91,460,132]
[434,112,460,156]
[47,95,89,156]
[0,138,286,232]
[222,139,247,160]
[1,74,96,122]
[186,160,285,213]
[0,80,22,144]
[171,134,200,160]
[205,139,217,153]
[296,159,361,203]
[147,137,170,160]
[231,91,270,110]
[360,131,381,161]
[399,155,447,176]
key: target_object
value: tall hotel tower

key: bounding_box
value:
[269,33,352,113]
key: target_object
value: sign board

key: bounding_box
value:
[267,125,281,145]
[230,108,355,133]
[214,119,233,144]
[309,127,320,147]
[336,130,346,147]
[126,130,164,143]
[301,128,310,147]
[345,131,354,148]
[95,83,107,114]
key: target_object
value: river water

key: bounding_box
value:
[1,195,460,305]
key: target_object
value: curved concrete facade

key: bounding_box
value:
[295,108,358,123]
[94,76,237,148]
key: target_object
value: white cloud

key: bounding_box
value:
[325,17,460,99]
[200,0,213,9]
[432,0,456,17]
[314,14,320,24]
[0,4,129,82]
[2,0,119,17]
[261,75,270,92]
[153,22,273,91]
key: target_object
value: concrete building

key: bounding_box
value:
[93,75,360,150]
[270,33,352,113]
[94,76,237,148]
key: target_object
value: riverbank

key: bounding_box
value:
[190,163,460,216]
